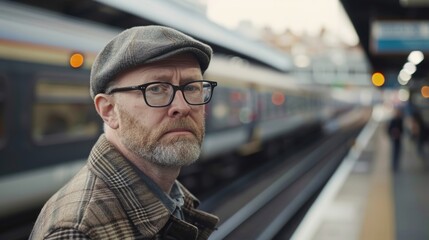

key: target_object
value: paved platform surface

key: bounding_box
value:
[393,134,429,240]
[291,106,429,240]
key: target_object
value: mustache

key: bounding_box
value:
[158,120,202,136]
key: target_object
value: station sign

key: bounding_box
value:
[370,20,429,54]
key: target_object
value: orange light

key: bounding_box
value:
[272,91,285,106]
[230,92,243,102]
[421,86,429,98]
[371,72,385,87]
[70,53,84,68]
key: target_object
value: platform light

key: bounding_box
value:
[398,69,412,85]
[371,72,385,87]
[70,53,84,68]
[397,75,408,86]
[403,62,417,75]
[398,88,409,102]
[408,51,424,65]
[421,86,429,98]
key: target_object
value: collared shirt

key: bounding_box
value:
[169,183,186,220]
[130,163,185,220]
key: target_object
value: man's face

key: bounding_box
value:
[111,54,206,167]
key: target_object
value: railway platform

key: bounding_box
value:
[291,105,429,240]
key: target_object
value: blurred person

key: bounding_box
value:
[387,107,404,172]
[30,26,219,239]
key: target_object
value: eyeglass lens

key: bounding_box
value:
[144,81,212,107]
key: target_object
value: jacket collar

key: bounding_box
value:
[87,134,200,238]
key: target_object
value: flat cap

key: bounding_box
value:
[90,25,213,98]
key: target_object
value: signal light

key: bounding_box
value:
[70,53,84,68]
[371,72,385,87]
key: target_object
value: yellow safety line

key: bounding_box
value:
[359,126,395,240]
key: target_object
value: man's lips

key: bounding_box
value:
[164,128,195,136]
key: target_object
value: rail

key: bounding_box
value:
[207,119,367,239]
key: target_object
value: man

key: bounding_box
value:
[31,26,219,239]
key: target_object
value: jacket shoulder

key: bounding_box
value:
[31,165,136,239]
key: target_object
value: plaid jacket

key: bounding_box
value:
[30,135,219,240]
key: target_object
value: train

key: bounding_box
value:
[0,1,369,223]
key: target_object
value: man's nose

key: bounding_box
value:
[168,90,191,117]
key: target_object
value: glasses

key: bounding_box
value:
[106,80,217,107]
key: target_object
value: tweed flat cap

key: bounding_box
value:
[90,25,213,98]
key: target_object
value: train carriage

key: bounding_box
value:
[0,1,357,222]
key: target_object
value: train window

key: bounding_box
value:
[260,92,273,120]
[32,79,99,144]
[207,86,253,131]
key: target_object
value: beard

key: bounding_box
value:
[117,107,205,168]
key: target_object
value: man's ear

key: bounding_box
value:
[94,94,119,129]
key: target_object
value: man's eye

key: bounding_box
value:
[184,84,201,92]
[147,84,169,93]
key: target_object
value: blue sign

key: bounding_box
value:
[371,20,429,54]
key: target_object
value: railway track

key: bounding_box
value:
[203,119,367,240]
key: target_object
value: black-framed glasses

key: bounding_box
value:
[106,80,217,107]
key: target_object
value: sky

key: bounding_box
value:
[206,0,359,46]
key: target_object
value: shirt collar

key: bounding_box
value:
[130,163,185,216]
